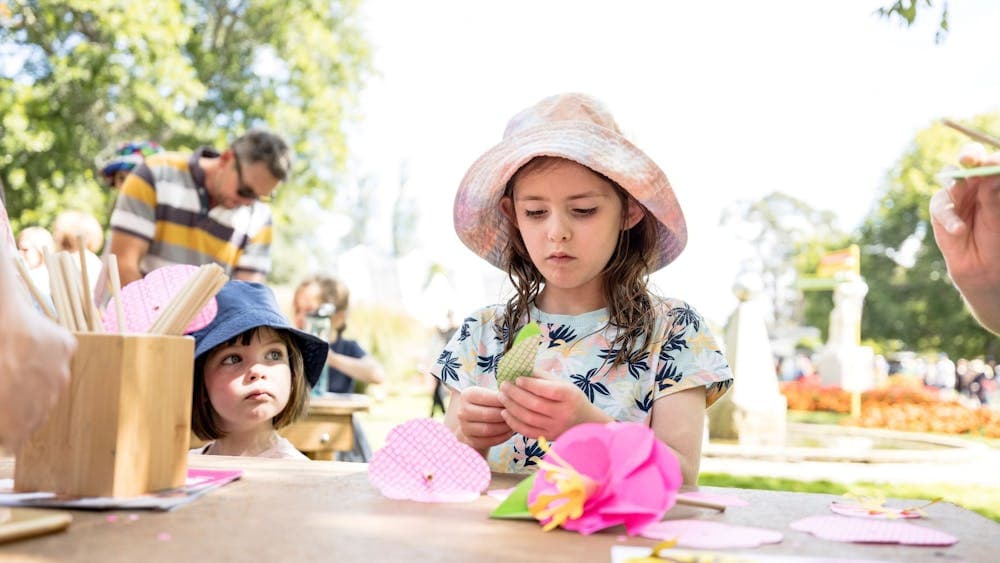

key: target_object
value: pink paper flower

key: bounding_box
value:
[527,422,682,535]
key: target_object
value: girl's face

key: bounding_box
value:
[503,159,642,303]
[203,327,293,434]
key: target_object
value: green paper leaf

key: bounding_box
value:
[938,164,1000,179]
[489,472,537,520]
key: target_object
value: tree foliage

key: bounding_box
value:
[720,192,844,330]
[876,0,949,44]
[0,0,371,283]
[842,114,1000,358]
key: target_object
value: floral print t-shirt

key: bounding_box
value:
[430,298,733,473]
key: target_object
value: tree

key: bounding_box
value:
[876,0,949,44]
[719,192,845,331]
[0,0,371,283]
[851,113,1000,358]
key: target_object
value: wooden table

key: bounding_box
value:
[279,393,371,460]
[2,456,997,562]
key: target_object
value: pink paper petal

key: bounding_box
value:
[676,491,749,507]
[103,264,218,333]
[369,418,491,503]
[640,520,783,549]
[829,501,923,519]
[790,515,957,546]
[106,515,118,523]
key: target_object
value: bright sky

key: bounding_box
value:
[342,0,1000,326]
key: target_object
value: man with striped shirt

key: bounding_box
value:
[109,130,290,285]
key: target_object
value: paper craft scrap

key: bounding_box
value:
[490,473,536,519]
[369,418,491,503]
[496,321,542,384]
[938,164,1000,179]
[639,520,783,549]
[486,487,516,502]
[102,264,219,333]
[676,491,748,508]
[829,493,939,519]
[790,515,958,546]
[518,422,682,535]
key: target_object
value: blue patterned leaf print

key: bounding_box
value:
[598,347,619,363]
[625,349,650,379]
[437,350,462,383]
[636,389,653,412]
[656,361,682,392]
[571,368,612,402]
[477,353,501,375]
[495,321,511,343]
[520,440,545,467]
[670,303,701,332]
[546,324,577,348]
[658,331,687,363]
[458,318,474,342]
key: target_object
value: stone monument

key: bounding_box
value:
[815,276,875,392]
[710,273,787,447]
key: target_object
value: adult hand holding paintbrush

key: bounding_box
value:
[930,120,1000,334]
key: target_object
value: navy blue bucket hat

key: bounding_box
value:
[190,281,327,388]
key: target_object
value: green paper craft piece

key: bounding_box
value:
[496,322,542,384]
[489,472,537,520]
[938,164,1000,179]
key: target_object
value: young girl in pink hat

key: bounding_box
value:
[431,93,733,484]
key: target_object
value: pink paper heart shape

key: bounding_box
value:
[790,515,957,546]
[369,418,491,503]
[640,520,783,549]
[103,264,218,333]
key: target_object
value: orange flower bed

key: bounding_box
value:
[779,379,1000,438]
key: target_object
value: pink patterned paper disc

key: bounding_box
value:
[640,520,783,549]
[790,515,957,546]
[102,264,218,333]
[369,418,491,503]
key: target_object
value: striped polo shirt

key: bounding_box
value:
[110,148,272,278]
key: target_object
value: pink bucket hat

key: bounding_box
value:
[454,92,687,272]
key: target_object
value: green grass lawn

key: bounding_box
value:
[356,387,999,523]
[699,473,1000,523]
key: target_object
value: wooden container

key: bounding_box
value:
[14,333,194,498]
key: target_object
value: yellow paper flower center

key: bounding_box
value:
[527,437,597,531]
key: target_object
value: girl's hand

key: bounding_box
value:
[445,387,514,454]
[497,371,613,441]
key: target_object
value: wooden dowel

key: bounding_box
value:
[108,254,126,334]
[13,255,56,321]
[43,250,73,331]
[76,236,95,331]
[59,252,88,332]
[675,497,726,512]
[147,266,206,335]
[166,269,227,335]
[942,118,1000,149]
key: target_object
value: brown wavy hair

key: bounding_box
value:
[495,156,659,370]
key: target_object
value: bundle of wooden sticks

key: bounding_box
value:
[11,238,227,336]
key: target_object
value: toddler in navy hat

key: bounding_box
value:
[189,281,327,459]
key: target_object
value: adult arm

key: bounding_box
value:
[0,240,76,452]
[929,144,1000,334]
[109,230,149,285]
[328,350,385,385]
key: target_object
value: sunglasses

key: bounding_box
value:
[233,152,272,203]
